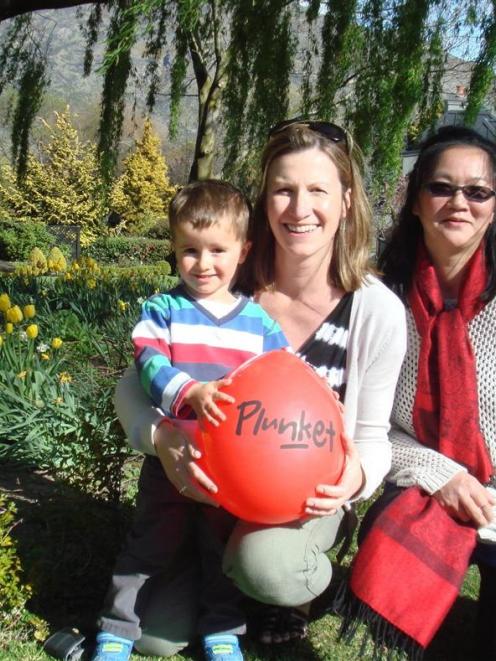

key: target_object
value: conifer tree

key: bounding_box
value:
[0,107,107,245]
[110,118,176,236]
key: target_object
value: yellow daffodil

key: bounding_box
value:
[41,353,50,360]
[58,372,72,384]
[26,324,39,339]
[23,304,36,319]
[0,293,10,312]
[118,299,128,312]
[51,337,63,350]
[64,272,73,281]
[87,278,96,289]
[6,305,23,324]
[17,371,27,379]
[5,322,13,334]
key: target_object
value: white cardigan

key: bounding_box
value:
[388,297,496,494]
[114,275,407,501]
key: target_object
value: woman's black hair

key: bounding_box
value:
[378,125,496,301]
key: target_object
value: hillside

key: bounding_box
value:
[0,6,198,181]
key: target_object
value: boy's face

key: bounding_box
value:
[174,215,250,301]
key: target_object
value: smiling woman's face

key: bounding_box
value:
[265,146,350,264]
[414,145,495,260]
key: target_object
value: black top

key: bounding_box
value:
[296,292,353,402]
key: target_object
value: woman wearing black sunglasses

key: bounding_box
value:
[112,119,407,658]
[339,125,496,660]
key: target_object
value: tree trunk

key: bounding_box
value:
[0,0,106,22]
[189,68,225,181]
[187,2,228,182]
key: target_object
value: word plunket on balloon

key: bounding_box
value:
[196,350,346,524]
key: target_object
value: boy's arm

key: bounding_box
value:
[132,294,197,416]
[182,378,235,426]
[260,308,289,352]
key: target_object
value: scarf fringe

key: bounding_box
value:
[331,580,425,661]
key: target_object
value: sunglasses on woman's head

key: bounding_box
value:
[268,117,347,146]
[424,181,496,203]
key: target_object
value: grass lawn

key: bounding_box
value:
[0,463,482,661]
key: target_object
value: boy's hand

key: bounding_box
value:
[184,378,235,426]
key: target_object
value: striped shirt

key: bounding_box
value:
[132,285,288,417]
[297,292,353,401]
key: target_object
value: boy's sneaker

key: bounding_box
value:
[203,633,243,661]
[91,632,133,661]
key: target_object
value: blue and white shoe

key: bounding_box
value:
[91,632,133,661]
[202,633,244,661]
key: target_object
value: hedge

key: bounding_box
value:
[83,235,173,266]
[0,219,55,262]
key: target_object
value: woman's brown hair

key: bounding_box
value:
[237,123,373,294]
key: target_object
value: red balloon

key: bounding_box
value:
[196,350,346,524]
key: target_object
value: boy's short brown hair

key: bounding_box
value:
[169,179,251,241]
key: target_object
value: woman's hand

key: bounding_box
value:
[304,433,364,517]
[153,420,219,506]
[433,471,495,527]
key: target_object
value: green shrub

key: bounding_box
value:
[0,219,53,262]
[0,496,30,619]
[0,494,47,641]
[146,217,171,240]
[83,235,172,266]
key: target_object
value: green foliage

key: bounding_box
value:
[0,496,30,621]
[146,217,172,240]
[81,3,104,76]
[0,494,47,641]
[169,25,189,140]
[223,1,296,188]
[110,119,176,235]
[314,0,361,120]
[0,15,48,180]
[465,5,496,124]
[371,0,431,192]
[84,235,172,266]
[98,4,137,183]
[0,293,79,467]
[51,380,131,504]
[2,1,496,239]
[0,259,175,506]
[0,219,53,262]
[0,108,108,247]
[409,17,446,140]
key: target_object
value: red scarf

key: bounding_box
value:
[409,242,492,479]
[345,241,492,651]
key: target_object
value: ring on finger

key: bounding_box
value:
[179,485,187,494]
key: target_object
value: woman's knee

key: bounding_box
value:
[223,516,341,606]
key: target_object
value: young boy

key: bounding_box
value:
[92,180,288,661]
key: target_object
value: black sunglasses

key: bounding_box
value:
[424,181,496,203]
[269,117,347,147]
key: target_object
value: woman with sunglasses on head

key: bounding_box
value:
[339,125,496,660]
[112,119,406,658]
